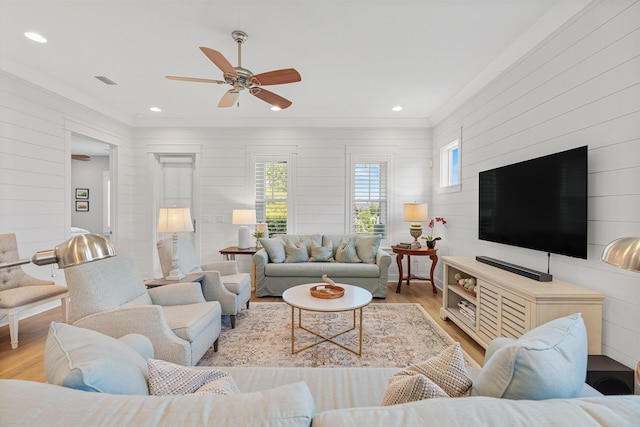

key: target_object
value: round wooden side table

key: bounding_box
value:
[391,246,438,295]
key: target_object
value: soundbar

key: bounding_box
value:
[476,256,553,282]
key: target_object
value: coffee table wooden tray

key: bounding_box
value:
[310,284,345,299]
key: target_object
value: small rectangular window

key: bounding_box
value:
[440,140,460,188]
[255,160,288,235]
[352,162,388,238]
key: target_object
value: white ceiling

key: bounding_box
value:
[0,0,589,128]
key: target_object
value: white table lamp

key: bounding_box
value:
[232,209,256,249]
[157,207,194,280]
[404,203,428,248]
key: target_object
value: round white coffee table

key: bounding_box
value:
[282,283,372,356]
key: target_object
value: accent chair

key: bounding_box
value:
[157,236,251,328]
[63,253,221,366]
[0,233,69,349]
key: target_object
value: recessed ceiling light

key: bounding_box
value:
[270,106,281,111]
[392,106,403,112]
[150,107,162,112]
[24,32,47,43]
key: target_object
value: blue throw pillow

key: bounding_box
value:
[471,313,588,400]
[260,237,286,263]
[44,322,150,395]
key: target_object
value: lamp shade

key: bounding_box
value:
[403,203,428,223]
[157,207,194,233]
[232,209,257,225]
[601,237,640,273]
[32,233,115,268]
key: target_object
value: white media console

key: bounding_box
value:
[440,256,605,355]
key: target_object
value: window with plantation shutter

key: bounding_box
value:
[352,161,387,238]
[255,160,288,235]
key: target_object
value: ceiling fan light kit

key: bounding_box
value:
[166,30,301,109]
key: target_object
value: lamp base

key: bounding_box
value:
[409,224,423,248]
[165,270,185,280]
[238,226,251,250]
[165,269,185,281]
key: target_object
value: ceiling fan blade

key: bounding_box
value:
[71,154,91,161]
[165,75,226,84]
[251,68,301,86]
[250,87,293,109]
[200,47,237,76]
[218,90,240,108]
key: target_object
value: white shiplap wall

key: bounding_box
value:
[431,0,640,368]
[133,126,432,278]
[0,70,134,322]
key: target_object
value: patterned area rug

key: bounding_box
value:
[198,302,479,369]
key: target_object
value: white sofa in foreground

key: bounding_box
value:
[1,314,639,426]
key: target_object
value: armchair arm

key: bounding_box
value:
[148,282,205,306]
[199,271,237,314]
[253,249,269,291]
[73,305,190,364]
[20,275,55,287]
[200,260,239,276]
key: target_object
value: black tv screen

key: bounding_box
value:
[478,146,587,259]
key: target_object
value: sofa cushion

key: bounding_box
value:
[0,379,317,427]
[354,234,382,264]
[381,343,472,405]
[44,322,149,395]
[285,239,309,263]
[147,359,240,396]
[335,239,362,263]
[161,302,219,342]
[471,313,588,400]
[309,240,334,262]
[260,237,286,263]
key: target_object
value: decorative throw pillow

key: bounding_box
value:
[354,234,382,264]
[471,313,587,400]
[284,239,309,263]
[44,322,150,395]
[381,342,472,406]
[335,239,362,263]
[147,359,240,396]
[309,240,334,262]
[260,237,286,263]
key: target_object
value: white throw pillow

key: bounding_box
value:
[260,237,286,263]
[147,358,240,396]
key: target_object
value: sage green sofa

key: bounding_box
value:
[253,234,391,298]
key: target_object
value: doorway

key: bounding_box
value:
[70,133,114,240]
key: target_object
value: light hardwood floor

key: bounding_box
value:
[0,282,485,382]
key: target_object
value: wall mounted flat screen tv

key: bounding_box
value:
[478,146,588,259]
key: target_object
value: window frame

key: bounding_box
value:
[347,154,392,245]
[254,155,291,235]
[440,139,461,191]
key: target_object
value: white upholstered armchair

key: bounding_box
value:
[0,233,69,349]
[63,253,221,366]
[157,237,251,328]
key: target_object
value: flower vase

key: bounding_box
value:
[426,240,436,249]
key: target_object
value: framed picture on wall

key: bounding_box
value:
[75,201,89,212]
[75,188,89,199]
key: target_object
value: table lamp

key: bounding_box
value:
[404,203,428,248]
[157,207,194,280]
[232,209,256,249]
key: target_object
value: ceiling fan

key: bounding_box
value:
[166,30,301,109]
